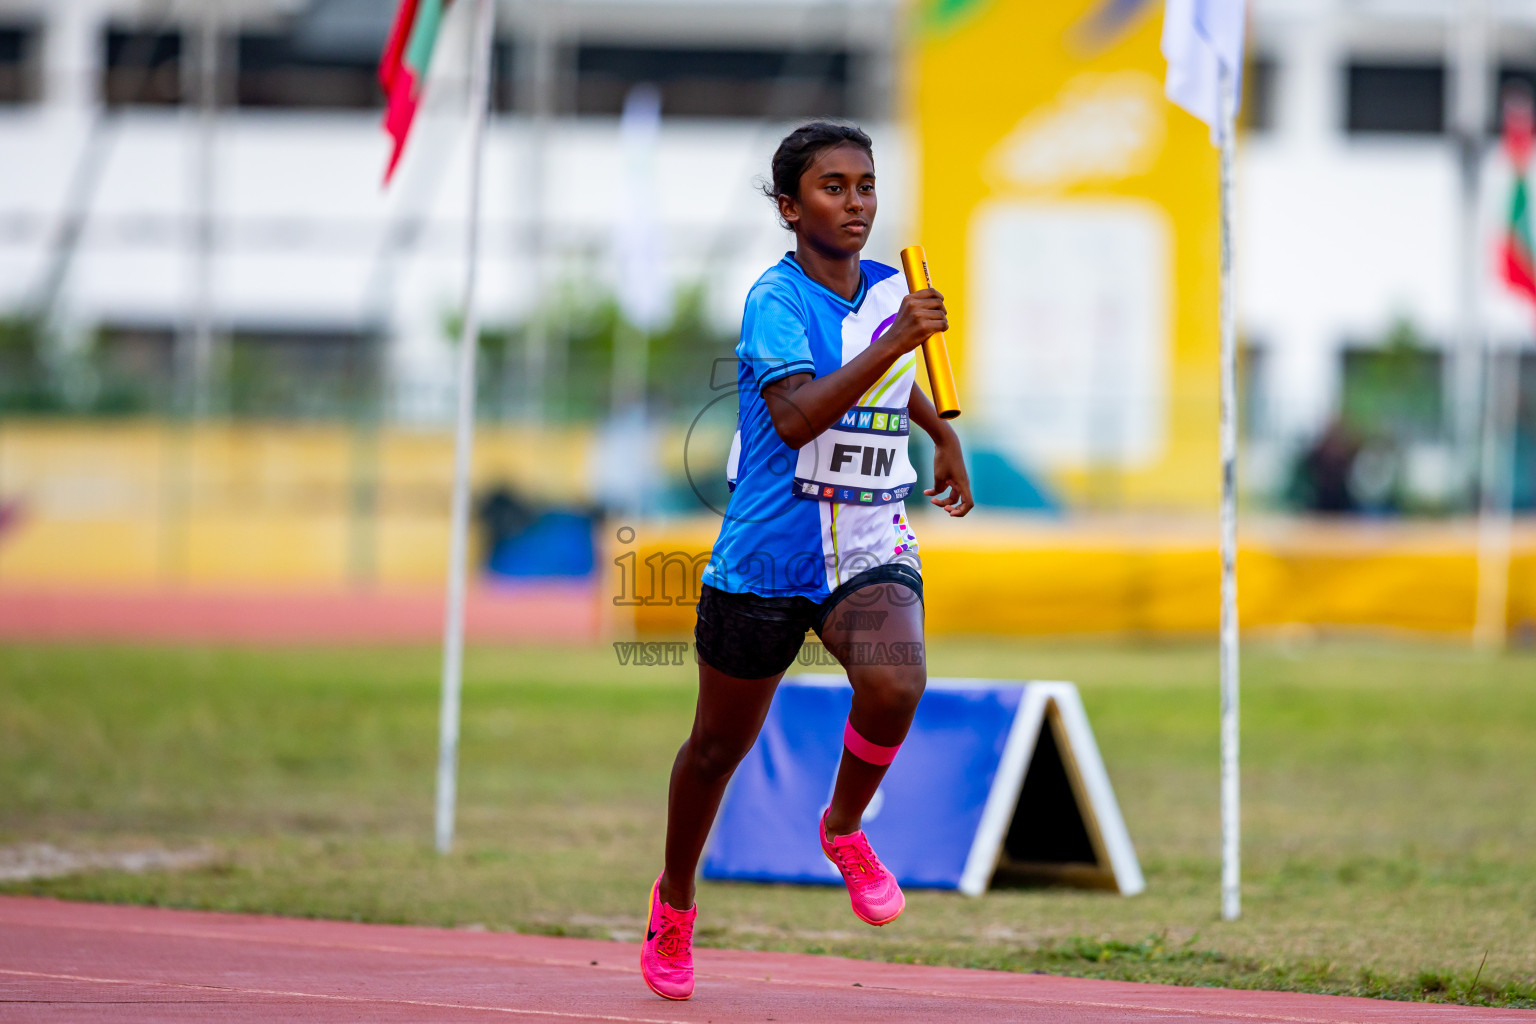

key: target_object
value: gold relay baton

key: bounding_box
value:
[898,245,961,419]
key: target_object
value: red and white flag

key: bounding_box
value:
[1499,86,1536,305]
[378,0,452,185]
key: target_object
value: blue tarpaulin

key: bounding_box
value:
[703,679,1021,890]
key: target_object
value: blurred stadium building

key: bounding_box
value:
[0,0,902,423]
[0,0,1532,635]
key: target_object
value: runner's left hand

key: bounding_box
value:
[925,442,974,516]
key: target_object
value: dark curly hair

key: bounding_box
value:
[760,121,874,205]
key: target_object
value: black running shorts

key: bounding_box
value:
[693,562,923,680]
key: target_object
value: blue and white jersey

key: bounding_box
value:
[702,254,921,600]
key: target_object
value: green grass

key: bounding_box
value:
[1,639,1533,1007]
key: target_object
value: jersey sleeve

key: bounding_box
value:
[738,284,815,392]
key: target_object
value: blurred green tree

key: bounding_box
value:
[1340,318,1445,444]
[452,280,735,423]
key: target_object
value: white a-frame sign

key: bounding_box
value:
[958,680,1144,896]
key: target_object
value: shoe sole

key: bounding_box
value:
[641,877,694,1001]
[852,898,905,927]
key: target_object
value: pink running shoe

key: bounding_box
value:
[640,873,696,1000]
[820,810,906,926]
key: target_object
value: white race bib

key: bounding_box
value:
[792,404,917,506]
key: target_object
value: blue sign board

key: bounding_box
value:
[703,676,1144,896]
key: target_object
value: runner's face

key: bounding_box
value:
[780,143,877,257]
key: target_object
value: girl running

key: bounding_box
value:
[640,121,974,1001]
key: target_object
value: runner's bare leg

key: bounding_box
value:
[659,663,783,910]
[818,580,925,838]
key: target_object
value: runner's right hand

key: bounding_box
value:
[878,289,948,356]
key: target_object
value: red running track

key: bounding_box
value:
[0,584,602,645]
[1,898,1530,1024]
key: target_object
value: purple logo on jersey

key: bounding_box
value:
[870,313,898,345]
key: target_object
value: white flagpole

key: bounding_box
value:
[1473,88,1528,654]
[436,0,496,856]
[1473,344,1518,652]
[1216,61,1242,922]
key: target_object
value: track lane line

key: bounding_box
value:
[0,969,691,1024]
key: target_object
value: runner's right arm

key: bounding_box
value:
[762,289,947,449]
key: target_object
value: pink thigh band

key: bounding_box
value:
[843,720,901,765]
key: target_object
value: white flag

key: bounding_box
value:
[1161,0,1246,143]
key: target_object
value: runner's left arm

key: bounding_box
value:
[909,385,973,517]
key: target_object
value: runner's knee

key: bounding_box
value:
[854,664,926,720]
[685,730,754,783]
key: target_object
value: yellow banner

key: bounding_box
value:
[910,0,1219,507]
